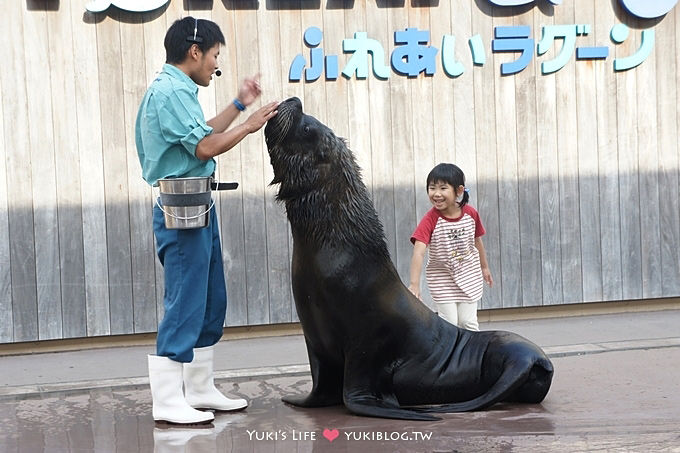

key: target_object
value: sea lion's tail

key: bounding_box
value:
[414,357,538,413]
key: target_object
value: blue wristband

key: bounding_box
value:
[233,98,246,111]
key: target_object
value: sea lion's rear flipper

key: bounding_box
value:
[345,395,440,421]
[415,359,534,413]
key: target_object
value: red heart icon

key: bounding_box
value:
[323,428,339,442]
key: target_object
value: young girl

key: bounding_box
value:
[408,163,493,331]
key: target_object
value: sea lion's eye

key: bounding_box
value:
[304,125,310,134]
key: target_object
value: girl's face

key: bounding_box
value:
[427,181,464,214]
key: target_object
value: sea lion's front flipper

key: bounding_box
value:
[414,359,533,413]
[282,342,343,407]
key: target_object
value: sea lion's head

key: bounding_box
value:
[264,97,389,256]
[264,97,351,202]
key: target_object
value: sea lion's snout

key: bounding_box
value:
[265,97,302,149]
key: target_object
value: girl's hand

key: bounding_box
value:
[482,267,493,287]
[408,284,421,300]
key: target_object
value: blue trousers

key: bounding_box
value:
[153,203,227,363]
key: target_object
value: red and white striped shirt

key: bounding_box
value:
[411,206,486,303]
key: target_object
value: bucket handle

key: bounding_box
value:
[153,175,215,221]
[154,196,215,221]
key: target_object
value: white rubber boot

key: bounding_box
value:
[148,355,214,425]
[183,346,248,411]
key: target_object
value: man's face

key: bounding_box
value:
[193,44,220,87]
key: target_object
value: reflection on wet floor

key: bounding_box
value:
[2,349,680,452]
[0,375,552,452]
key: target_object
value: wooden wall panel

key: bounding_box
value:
[494,10,522,308]
[614,8,643,301]
[4,1,39,342]
[410,5,437,284]
[260,1,294,324]
[535,10,563,306]
[574,0,603,303]
[47,4,87,338]
[1,1,679,345]
[657,8,680,296]
[24,4,63,340]
[213,2,248,327]
[595,1,624,301]
[389,4,418,299]
[97,12,134,335]
[367,0,398,276]
[515,6,541,308]
[0,60,12,343]
[121,14,158,333]
[235,6,270,325]
[472,1,502,310]
[554,3,583,304]
[71,1,111,337]
[636,17,662,300]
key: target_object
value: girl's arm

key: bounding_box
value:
[408,240,428,299]
[475,237,493,287]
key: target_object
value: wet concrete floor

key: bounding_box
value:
[1,347,679,452]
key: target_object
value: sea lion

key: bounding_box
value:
[264,97,554,421]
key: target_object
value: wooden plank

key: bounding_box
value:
[96,11,134,334]
[73,6,111,337]
[301,6,327,124]
[24,4,63,340]
[120,12,158,333]
[195,9,218,121]
[277,1,304,323]
[554,3,583,304]
[3,1,38,342]
[344,0,373,201]
[594,1,623,301]
[431,0,455,167]
[214,2,249,327]
[47,3,87,339]
[234,5,270,325]
[613,4,642,300]
[656,6,680,295]
[493,9,522,308]
[142,6,171,327]
[259,1,293,324]
[452,0,478,213]
[472,1,501,310]
[534,9,563,306]
[574,0,603,302]
[409,5,436,284]
[365,1,398,273]
[636,16,662,299]
[513,6,541,308]
[0,58,12,343]
[388,3,419,303]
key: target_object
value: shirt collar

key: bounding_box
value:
[162,63,198,95]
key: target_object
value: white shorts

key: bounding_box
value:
[436,300,479,331]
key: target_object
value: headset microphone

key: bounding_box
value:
[215,69,222,77]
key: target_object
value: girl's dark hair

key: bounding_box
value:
[426,163,469,208]
[164,17,226,64]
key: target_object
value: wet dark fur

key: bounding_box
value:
[264,97,554,421]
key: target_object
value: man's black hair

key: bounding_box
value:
[164,17,226,64]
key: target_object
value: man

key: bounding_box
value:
[135,16,278,425]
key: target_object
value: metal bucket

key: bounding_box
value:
[157,177,213,229]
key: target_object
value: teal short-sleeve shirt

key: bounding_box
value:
[135,64,216,186]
